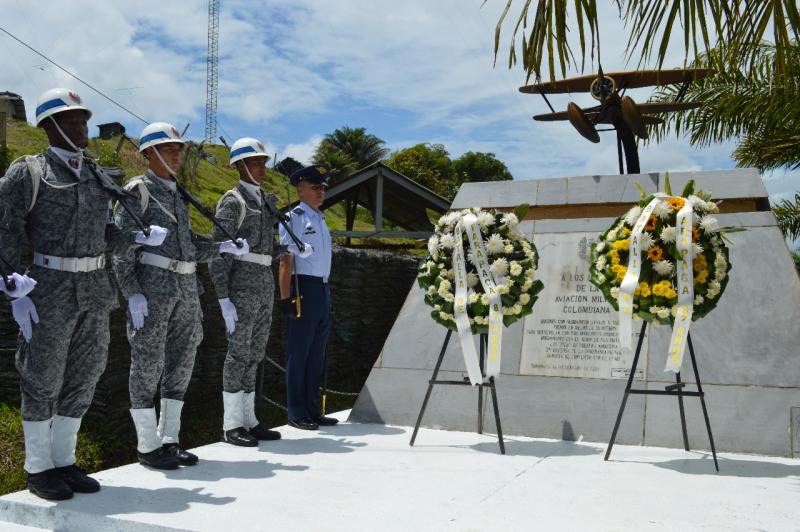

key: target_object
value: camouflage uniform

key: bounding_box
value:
[0,151,136,422]
[112,171,219,410]
[210,183,280,394]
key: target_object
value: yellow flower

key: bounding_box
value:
[693,254,707,272]
[692,227,700,242]
[611,264,627,281]
[668,197,686,211]
[695,269,709,284]
[621,227,631,236]
[664,287,678,299]
[652,280,673,297]
[612,238,631,251]
[647,246,664,262]
[609,249,621,266]
[638,281,651,298]
[644,215,657,231]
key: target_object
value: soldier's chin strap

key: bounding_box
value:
[150,145,179,181]
[48,116,82,154]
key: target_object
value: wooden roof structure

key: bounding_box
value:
[286,162,451,243]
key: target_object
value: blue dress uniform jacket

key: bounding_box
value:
[279,203,332,421]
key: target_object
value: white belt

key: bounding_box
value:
[235,252,272,266]
[139,252,196,274]
[33,252,105,272]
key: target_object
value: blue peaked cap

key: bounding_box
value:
[290,165,330,186]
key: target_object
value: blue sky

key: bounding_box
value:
[1,0,797,214]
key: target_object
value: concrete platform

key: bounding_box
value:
[1,411,798,531]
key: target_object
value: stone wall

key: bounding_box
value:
[0,246,419,438]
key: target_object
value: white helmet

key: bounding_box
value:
[139,122,185,152]
[229,137,269,166]
[35,88,92,126]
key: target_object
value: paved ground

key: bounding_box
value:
[1,411,798,531]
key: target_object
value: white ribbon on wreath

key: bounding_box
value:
[451,213,503,385]
[618,194,702,373]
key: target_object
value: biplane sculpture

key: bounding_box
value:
[520,68,707,174]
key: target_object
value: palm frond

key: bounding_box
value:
[772,193,800,240]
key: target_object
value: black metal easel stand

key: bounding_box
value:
[409,330,506,454]
[604,321,719,471]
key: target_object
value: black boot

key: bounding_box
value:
[163,443,198,466]
[27,469,73,501]
[248,424,281,441]
[288,418,319,431]
[55,464,100,493]
[224,427,258,447]
[312,415,339,426]
[137,447,180,470]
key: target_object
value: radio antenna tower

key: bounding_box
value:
[204,0,220,143]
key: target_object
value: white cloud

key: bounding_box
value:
[282,135,322,165]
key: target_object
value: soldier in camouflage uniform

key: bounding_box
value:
[210,138,311,446]
[0,88,168,501]
[112,122,249,470]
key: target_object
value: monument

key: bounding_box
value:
[350,168,800,457]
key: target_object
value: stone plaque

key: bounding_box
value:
[519,232,647,379]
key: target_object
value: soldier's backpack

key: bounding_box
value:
[120,177,178,224]
[215,189,261,230]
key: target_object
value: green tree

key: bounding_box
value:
[312,126,388,184]
[385,143,455,198]
[453,151,513,183]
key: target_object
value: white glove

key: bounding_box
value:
[135,225,168,247]
[288,242,314,259]
[128,293,148,330]
[219,239,249,256]
[1,272,37,298]
[11,296,39,342]
[218,298,238,334]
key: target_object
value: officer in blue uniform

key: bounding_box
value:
[278,165,338,430]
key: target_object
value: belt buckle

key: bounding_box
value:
[169,259,179,272]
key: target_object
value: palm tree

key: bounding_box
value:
[648,43,800,172]
[493,1,800,83]
[311,126,389,184]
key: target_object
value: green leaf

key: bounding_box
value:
[635,181,648,199]
[513,202,531,220]
[681,179,696,197]
[663,171,673,195]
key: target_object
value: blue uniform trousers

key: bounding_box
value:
[285,275,331,421]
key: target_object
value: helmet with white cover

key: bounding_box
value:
[138,122,185,152]
[35,88,92,126]
[229,137,270,166]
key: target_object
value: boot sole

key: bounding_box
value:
[137,460,180,470]
[28,486,73,501]
[223,437,258,447]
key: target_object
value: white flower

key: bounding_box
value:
[501,213,519,227]
[700,215,720,233]
[688,195,707,210]
[434,304,441,311]
[497,284,510,295]
[439,279,451,291]
[624,206,643,226]
[519,293,530,305]
[639,231,654,251]
[439,234,455,249]
[595,256,607,271]
[437,285,450,298]
[653,201,672,220]
[653,260,674,276]
[606,229,619,242]
[468,292,479,304]
[595,273,606,284]
[481,293,490,305]
[522,279,533,291]
[510,261,523,276]
[490,257,509,278]
[670,305,681,317]
[427,236,439,260]
[507,227,526,241]
[595,241,606,252]
[610,287,620,299]
[476,211,495,228]
[656,307,671,319]
[504,244,514,254]
[692,243,704,255]
[706,201,719,213]
[525,268,534,278]
[438,311,449,320]
[466,272,479,288]
[427,285,436,295]
[512,304,522,315]
[660,226,677,243]
[443,268,454,280]
[694,295,704,305]
[486,234,505,254]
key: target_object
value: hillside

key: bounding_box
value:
[2,117,373,235]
